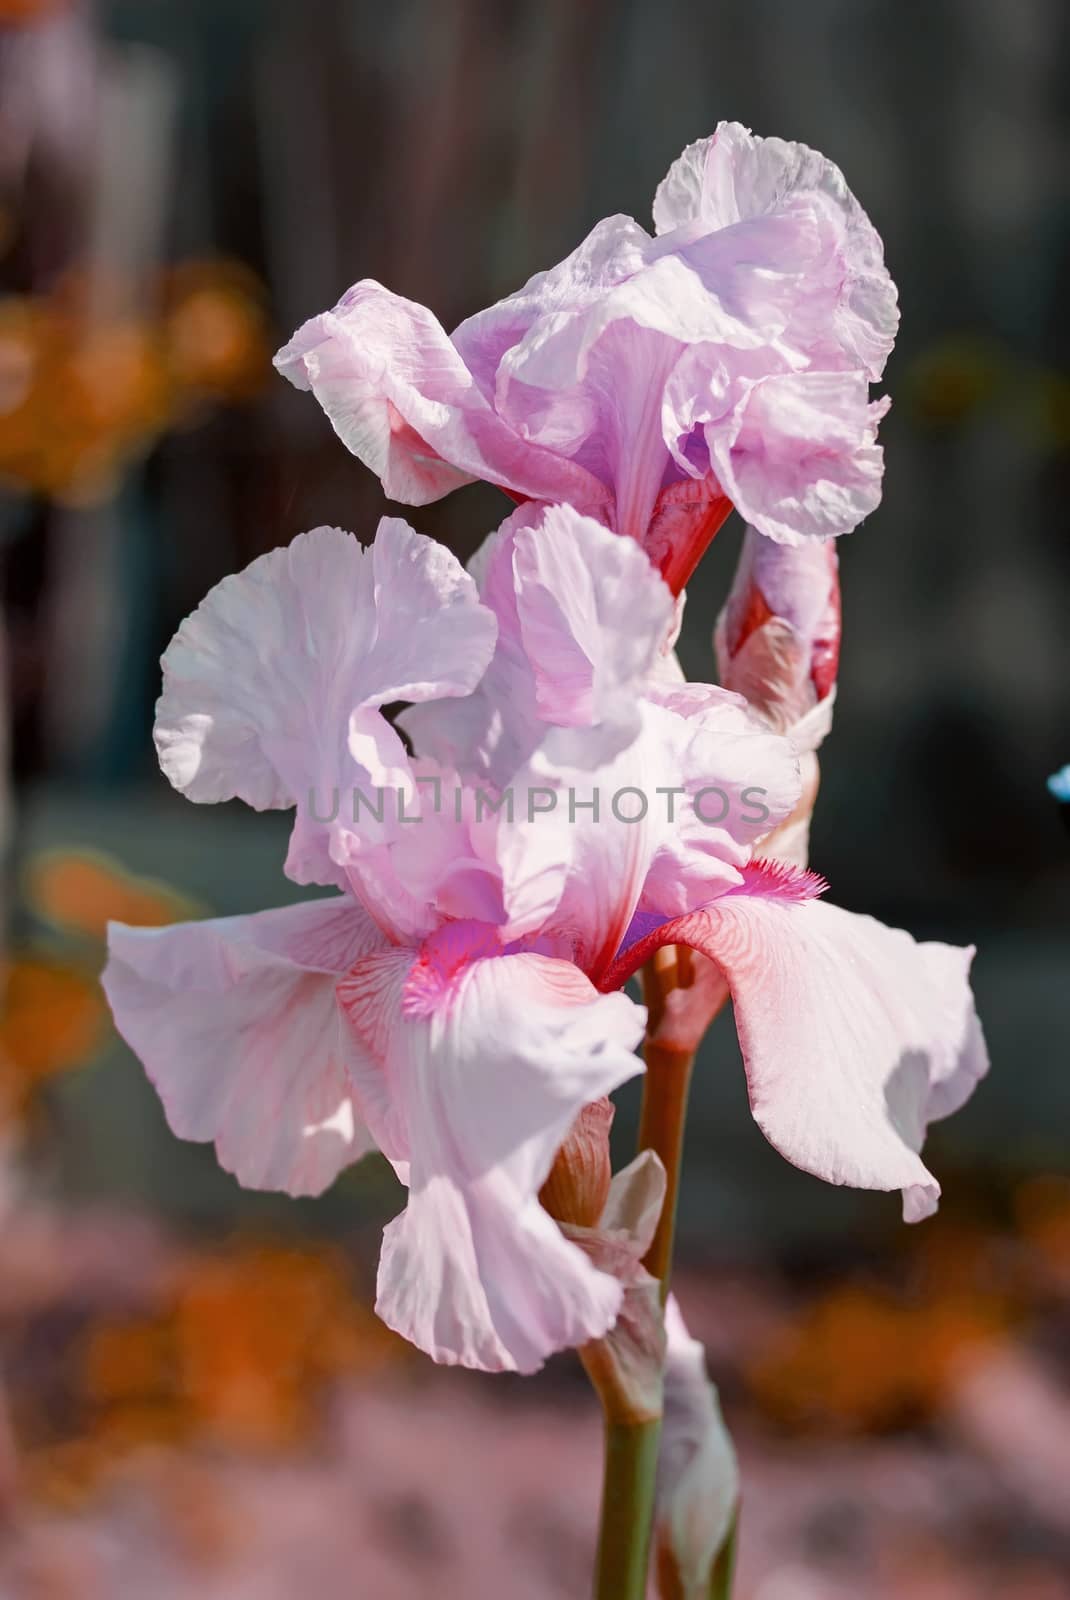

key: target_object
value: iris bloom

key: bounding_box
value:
[104,504,984,1375]
[275,123,897,593]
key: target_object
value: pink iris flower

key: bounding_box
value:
[103,504,984,1376]
[275,122,898,593]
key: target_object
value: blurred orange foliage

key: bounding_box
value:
[1014,1175,1070,1292]
[0,848,197,1125]
[748,1275,1009,1432]
[0,296,169,504]
[0,0,66,23]
[17,1245,403,1509]
[0,261,270,505]
[162,260,271,409]
[26,847,200,943]
[175,1246,401,1447]
[0,955,105,1116]
[80,1244,403,1465]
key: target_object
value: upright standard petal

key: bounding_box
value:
[451,213,652,391]
[603,871,988,1219]
[652,120,899,379]
[512,502,675,730]
[338,933,646,1372]
[153,520,496,886]
[488,238,770,544]
[401,501,675,785]
[102,895,386,1197]
[277,127,898,580]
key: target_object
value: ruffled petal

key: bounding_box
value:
[102,896,386,1197]
[275,280,605,508]
[276,128,896,572]
[338,937,646,1372]
[603,880,988,1218]
[360,516,499,702]
[452,213,651,390]
[402,501,674,786]
[707,372,888,545]
[492,245,771,541]
[276,133,896,568]
[653,121,898,379]
[513,503,674,729]
[399,504,542,785]
[154,520,496,888]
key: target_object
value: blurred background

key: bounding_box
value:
[0,1,1067,1596]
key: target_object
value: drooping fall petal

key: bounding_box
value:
[338,934,646,1373]
[604,873,988,1219]
[103,895,386,1196]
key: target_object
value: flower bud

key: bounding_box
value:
[656,1296,739,1599]
[564,1151,668,1426]
[715,528,840,733]
[716,529,841,870]
[539,1096,614,1228]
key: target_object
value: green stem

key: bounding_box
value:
[587,952,703,1598]
[592,1416,662,1600]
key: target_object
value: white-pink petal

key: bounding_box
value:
[451,213,651,394]
[275,279,605,508]
[652,120,898,380]
[276,126,897,567]
[154,520,496,888]
[512,503,674,734]
[493,686,800,974]
[338,942,646,1372]
[102,896,386,1197]
[608,891,987,1218]
[707,372,888,545]
[402,501,675,787]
